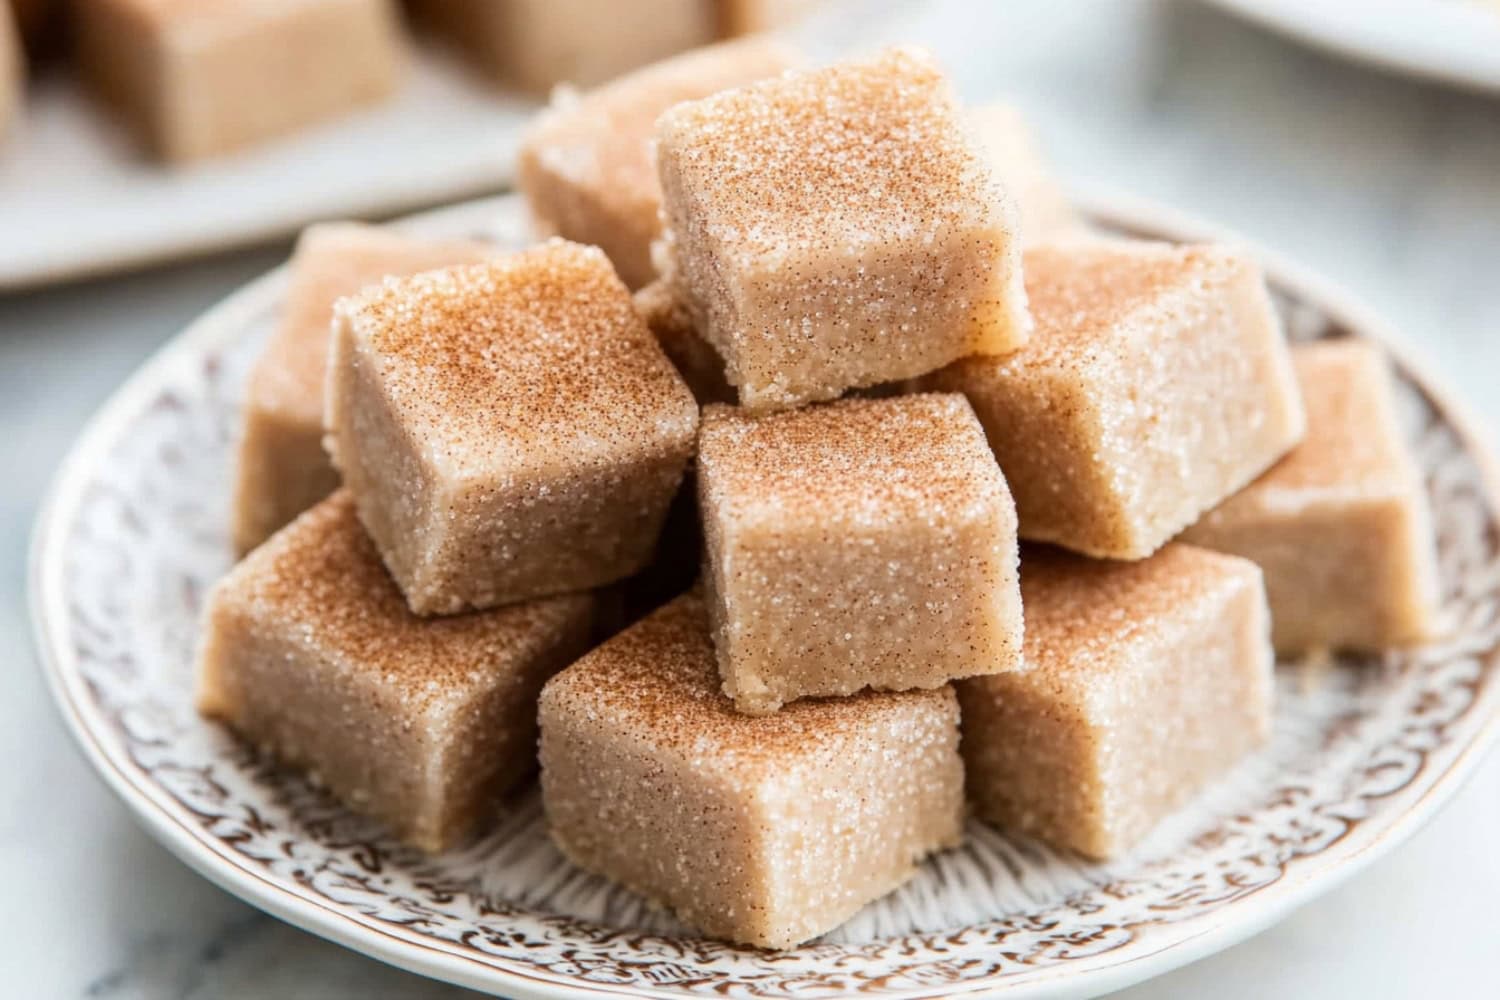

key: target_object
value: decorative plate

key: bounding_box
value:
[30,194,1500,999]
[1200,0,1500,96]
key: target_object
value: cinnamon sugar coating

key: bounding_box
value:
[920,240,1306,559]
[231,223,492,555]
[519,37,796,290]
[656,46,1031,411]
[1183,339,1440,653]
[325,239,699,615]
[409,0,716,94]
[698,394,1024,715]
[960,544,1274,860]
[197,492,594,853]
[76,0,403,162]
[539,592,964,949]
[968,103,1083,245]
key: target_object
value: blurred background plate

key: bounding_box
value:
[0,45,534,292]
[1201,0,1500,94]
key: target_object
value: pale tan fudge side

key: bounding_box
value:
[197,491,594,853]
[76,0,403,162]
[968,103,1083,245]
[539,592,963,949]
[921,241,1306,560]
[718,0,824,34]
[326,241,700,615]
[411,0,715,93]
[231,223,492,556]
[519,37,795,290]
[698,395,1024,715]
[634,279,734,405]
[0,3,20,139]
[959,544,1273,860]
[1182,339,1439,653]
[656,47,1031,411]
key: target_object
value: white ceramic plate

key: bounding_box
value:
[0,46,535,292]
[1201,0,1500,94]
[30,194,1500,999]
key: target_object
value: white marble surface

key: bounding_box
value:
[3,1,1499,996]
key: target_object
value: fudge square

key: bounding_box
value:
[656,47,1031,412]
[698,394,1024,715]
[518,37,795,290]
[326,239,699,615]
[75,0,402,162]
[539,591,964,949]
[231,223,492,556]
[410,0,715,94]
[959,544,1274,860]
[969,103,1082,245]
[197,491,595,853]
[1183,339,1440,653]
[920,241,1306,560]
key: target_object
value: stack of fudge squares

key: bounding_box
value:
[198,41,1442,950]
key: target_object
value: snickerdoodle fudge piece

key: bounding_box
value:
[326,240,698,615]
[519,37,795,290]
[960,544,1273,860]
[656,47,1031,411]
[75,0,403,162]
[969,102,1082,244]
[198,491,594,853]
[539,591,963,948]
[920,241,1305,559]
[698,394,1024,715]
[1183,339,1440,653]
[411,0,715,93]
[231,223,492,556]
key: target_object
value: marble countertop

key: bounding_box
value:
[3,1,1499,996]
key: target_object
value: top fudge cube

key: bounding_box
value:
[921,240,1306,560]
[656,47,1031,412]
[231,223,493,555]
[518,37,796,290]
[698,394,1024,715]
[326,239,699,616]
[1183,339,1440,652]
[76,0,403,162]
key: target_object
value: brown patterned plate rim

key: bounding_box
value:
[28,191,1500,999]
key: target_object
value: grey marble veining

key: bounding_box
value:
[2,1,1498,996]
